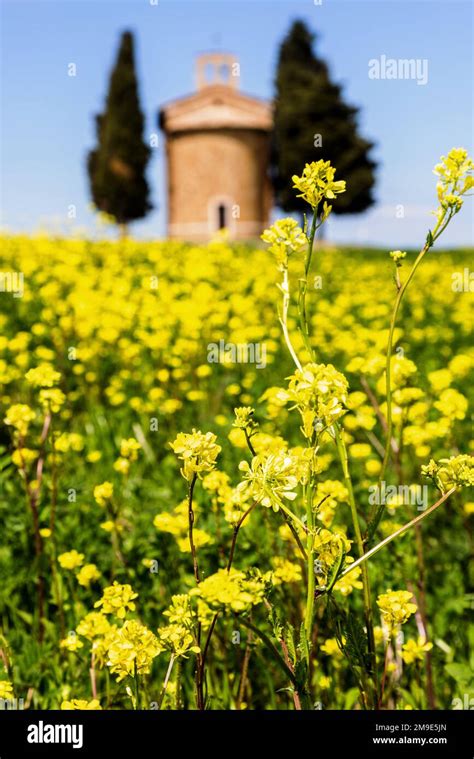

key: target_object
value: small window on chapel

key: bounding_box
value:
[196,54,239,91]
[218,204,227,230]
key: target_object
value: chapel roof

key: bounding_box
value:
[159,53,272,133]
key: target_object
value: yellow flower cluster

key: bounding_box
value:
[292,160,346,209]
[233,405,258,434]
[153,500,213,553]
[377,590,417,629]
[120,437,141,460]
[106,620,161,681]
[170,429,221,481]
[93,481,113,506]
[311,529,362,596]
[38,387,66,413]
[238,450,298,511]
[157,596,200,658]
[190,568,266,613]
[0,681,14,699]
[76,611,112,640]
[76,563,101,587]
[157,624,200,658]
[389,250,407,266]
[61,699,102,710]
[54,432,84,453]
[60,633,84,652]
[283,363,349,435]
[287,446,318,486]
[333,562,363,596]
[320,638,344,658]
[313,529,351,574]
[401,638,433,665]
[422,454,474,492]
[58,550,84,570]
[91,627,120,668]
[433,147,473,218]
[94,582,138,619]
[261,218,307,268]
[4,404,35,436]
[271,557,302,585]
[315,480,349,527]
[114,437,142,475]
[162,593,194,625]
[203,470,253,526]
[11,447,38,470]
[25,363,61,388]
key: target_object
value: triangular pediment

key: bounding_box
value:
[160,85,272,132]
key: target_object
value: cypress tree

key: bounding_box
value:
[87,31,152,236]
[272,20,376,217]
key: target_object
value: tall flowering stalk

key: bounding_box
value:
[170,429,221,585]
[4,364,65,641]
[169,429,221,707]
[375,149,473,526]
[262,160,380,702]
[292,161,345,363]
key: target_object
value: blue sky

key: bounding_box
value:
[0,0,472,246]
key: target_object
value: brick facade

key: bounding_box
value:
[160,54,273,242]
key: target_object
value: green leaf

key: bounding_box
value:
[14,608,33,625]
[326,540,345,592]
[283,623,297,666]
[343,687,361,710]
[399,687,418,710]
[297,620,310,665]
[445,662,474,688]
[267,605,283,641]
[294,659,308,691]
[366,502,385,543]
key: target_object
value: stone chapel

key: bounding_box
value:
[159,53,273,241]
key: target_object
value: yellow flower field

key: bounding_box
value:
[0,153,473,711]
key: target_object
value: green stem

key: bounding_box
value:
[341,487,456,579]
[49,420,65,638]
[176,659,182,710]
[377,638,391,709]
[133,661,140,710]
[227,502,257,571]
[298,210,318,362]
[157,654,175,710]
[272,493,308,533]
[376,211,453,516]
[198,501,256,703]
[187,473,199,584]
[244,428,256,457]
[378,245,429,486]
[303,483,315,644]
[238,617,298,689]
[106,668,111,707]
[294,209,322,645]
[282,511,307,560]
[279,267,302,371]
[334,424,377,689]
